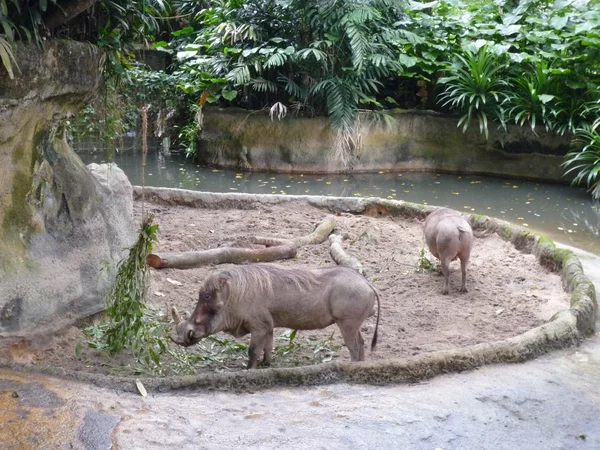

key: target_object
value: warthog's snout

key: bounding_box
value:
[171,305,203,347]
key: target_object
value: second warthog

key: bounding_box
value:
[171,264,381,369]
[423,207,474,294]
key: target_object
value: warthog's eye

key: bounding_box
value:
[187,330,194,342]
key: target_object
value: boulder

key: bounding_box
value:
[0,41,135,336]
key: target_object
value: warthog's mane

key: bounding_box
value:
[206,264,321,306]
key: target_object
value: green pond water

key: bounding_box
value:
[79,149,600,255]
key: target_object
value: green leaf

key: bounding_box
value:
[538,94,555,104]
[399,54,418,67]
[177,50,198,60]
[172,26,194,37]
[222,89,237,101]
[550,15,568,30]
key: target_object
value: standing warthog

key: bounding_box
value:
[423,207,474,294]
[171,264,381,369]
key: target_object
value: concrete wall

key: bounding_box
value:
[197,108,572,182]
[0,41,135,335]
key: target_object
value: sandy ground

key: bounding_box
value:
[3,201,570,376]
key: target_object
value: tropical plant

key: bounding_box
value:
[437,45,508,139]
[563,99,600,200]
[88,215,169,369]
[504,61,560,133]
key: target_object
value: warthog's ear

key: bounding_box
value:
[216,275,229,291]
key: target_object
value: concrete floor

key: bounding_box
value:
[1,247,599,450]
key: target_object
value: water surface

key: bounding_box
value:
[80,149,600,255]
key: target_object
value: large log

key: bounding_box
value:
[147,244,297,269]
[329,233,367,276]
[147,216,336,269]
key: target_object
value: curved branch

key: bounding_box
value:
[329,233,366,276]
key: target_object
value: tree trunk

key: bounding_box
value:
[329,233,366,276]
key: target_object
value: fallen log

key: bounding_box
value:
[329,233,367,276]
[147,244,297,269]
[147,216,336,269]
[232,216,337,248]
[293,216,337,247]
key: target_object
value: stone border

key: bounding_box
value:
[3,188,596,393]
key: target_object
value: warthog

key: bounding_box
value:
[423,207,474,294]
[171,264,381,369]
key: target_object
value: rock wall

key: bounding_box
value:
[197,108,572,181]
[0,41,135,335]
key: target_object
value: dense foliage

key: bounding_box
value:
[2,0,599,196]
[0,0,171,77]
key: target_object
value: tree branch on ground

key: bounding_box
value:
[147,217,337,269]
[329,233,367,276]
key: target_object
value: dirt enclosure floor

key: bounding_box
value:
[4,200,571,377]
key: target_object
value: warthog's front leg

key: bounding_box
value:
[247,331,268,369]
[261,330,273,367]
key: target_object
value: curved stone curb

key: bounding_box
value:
[3,187,594,393]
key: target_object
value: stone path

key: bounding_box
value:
[1,246,598,450]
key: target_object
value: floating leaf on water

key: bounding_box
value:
[513,185,519,189]
[398,174,402,177]
[463,206,470,209]
[326,182,331,185]
[166,278,183,286]
[390,189,396,192]
[378,171,384,174]
[517,217,524,220]
[343,179,349,182]
[136,379,147,397]
[212,169,220,172]
[523,223,529,227]
[451,192,459,195]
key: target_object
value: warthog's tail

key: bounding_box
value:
[367,281,381,352]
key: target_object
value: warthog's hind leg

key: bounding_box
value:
[337,321,365,361]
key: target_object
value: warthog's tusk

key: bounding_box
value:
[171,305,182,325]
